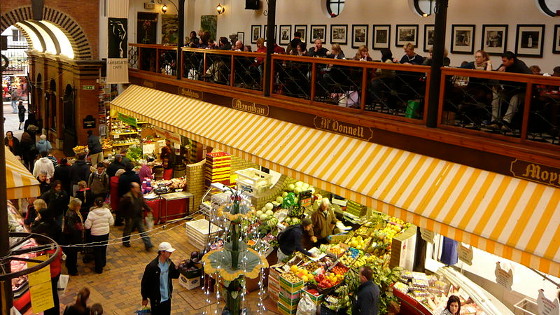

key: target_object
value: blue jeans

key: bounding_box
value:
[122,216,152,248]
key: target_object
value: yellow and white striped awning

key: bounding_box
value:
[112,85,560,276]
[5,147,40,199]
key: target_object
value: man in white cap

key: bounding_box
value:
[141,242,180,315]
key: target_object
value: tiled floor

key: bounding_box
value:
[4,102,278,314]
[54,217,278,315]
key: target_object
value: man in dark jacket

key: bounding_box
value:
[120,182,153,250]
[69,154,91,195]
[277,218,315,263]
[53,158,72,194]
[116,162,140,226]
[352,266,380,315]
[107,154,126,177]
[40,180,70,228]
[488,51,532,131]
[141,242,180,315]
[87,130,104,168]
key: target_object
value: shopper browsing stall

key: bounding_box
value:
[310,198,339,244]
[352,266,380,315]
[277,218,316,263]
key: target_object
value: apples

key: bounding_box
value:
[265,203,274,210]
[276,196,284,203]
[282,192,288,198]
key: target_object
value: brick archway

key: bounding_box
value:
[0,6,92,60]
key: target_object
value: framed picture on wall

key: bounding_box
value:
[451,24,475,54]
[294,25,307,43]
[237,32,245,45]
[423,24,435,52]
[481,24,508,55]
[372,25,390,50]
[351,24,368,48]
[554,25,560,54]
[330,25,348,45]
[251,25,261,44]
[279,25,292,45]
[310,25,327,43]
[515,24,545,57]
[396,24,418,47]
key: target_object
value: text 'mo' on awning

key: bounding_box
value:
[5,148,40,199]
[111,85,560,276]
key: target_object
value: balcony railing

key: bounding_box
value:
[128,44,560,149]
[440,68,560,146]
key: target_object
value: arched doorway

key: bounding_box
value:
[62,84,77,156]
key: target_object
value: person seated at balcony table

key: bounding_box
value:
[530,65,543,75]
[244,45,252,52]
[461,50,493,71]
[218,37,232,50]
[185,31,199,48]
[353,45,373,61]
[451,50,494,127]
[291,42,307,56]
[399,43,424,65]
[327,44,345,59]
[422,47,450,67]
[369,49,398,111]
[206,39,217,49]
[487,51,532,131]
[308,39,329,58]
[233,40,244,51]
[198,32,210,49]
[533,66,560,135]
[286,31,302,55]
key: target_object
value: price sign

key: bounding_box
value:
[458,244,473,265]
[420,228,434,243]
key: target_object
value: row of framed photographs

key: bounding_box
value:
[251,24,370,48]
[250,24,560,57]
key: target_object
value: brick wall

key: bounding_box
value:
[186,159,206,209]
[1,2,99,59]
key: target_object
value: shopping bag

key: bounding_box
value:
[297,294,317,315]
[405,99,421,118]
[346,91,360,107]
[145,212,154,230]
[135,307,150,314]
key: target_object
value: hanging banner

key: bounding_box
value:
[107,0,129,84]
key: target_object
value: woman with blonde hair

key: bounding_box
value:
[354,45,372,61]
[328,44,345,59]
[64,198,84,276]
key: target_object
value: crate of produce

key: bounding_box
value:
[345,200,366,217]
[302,289,323,305]
[277,301,298,315]
[178,275,201,290]
[278,294,300,310]
[279,287,301,300]
[179,267,202,279]
[185,219,222,249]
[279,273,304,293]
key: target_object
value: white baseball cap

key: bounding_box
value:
[158,242,176,253]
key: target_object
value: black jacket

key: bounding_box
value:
[53,164,72,194]
[141,257,180,305]
[119,192,150,219]
[118,171,141,197]
[87,134,102,154]
[40,189,70,219]
[69,160,91,185]
[107,161,125,177]
[352,281,380,315]
[278,224,312,256]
